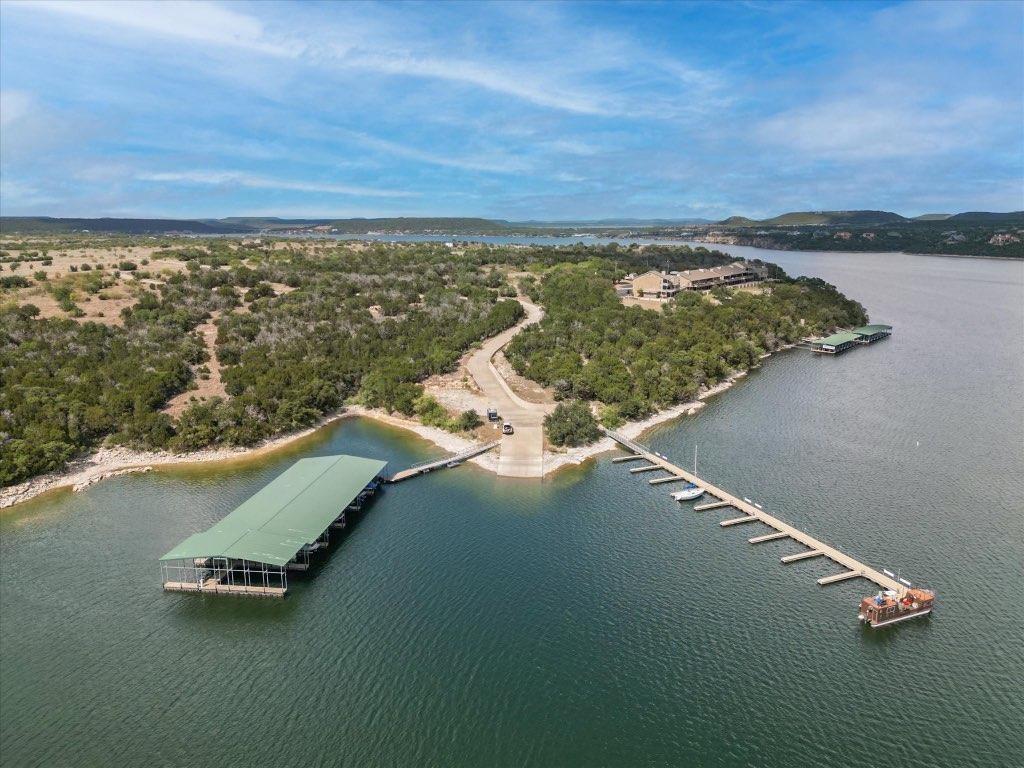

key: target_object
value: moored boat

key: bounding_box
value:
[858,587,935,628]
[670,445,705,501]
[671,483,705,501]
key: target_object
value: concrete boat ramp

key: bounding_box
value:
[603,428,905,594]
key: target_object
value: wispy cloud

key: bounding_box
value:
[336,50,610,116]
[137,171,416,198]
[26,0,300,56]
[756,93,1006,160]
[2,1,1021,218]
[343,130,528,174]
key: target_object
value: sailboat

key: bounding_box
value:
[670,446,705,501]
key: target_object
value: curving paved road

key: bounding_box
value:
[466,297,553,478]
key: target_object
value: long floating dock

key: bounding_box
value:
[603,428,903,593]
[388,441,500,483]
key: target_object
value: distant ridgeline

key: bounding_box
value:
[689,210,1024,258]
[0,216,520,236]
[1,210,1021,258]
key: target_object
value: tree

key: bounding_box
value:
[456,409,482,431]
[545,400,601,447]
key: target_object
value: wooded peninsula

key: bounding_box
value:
[1,237,866,486]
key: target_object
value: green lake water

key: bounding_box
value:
[2,249,1022,767]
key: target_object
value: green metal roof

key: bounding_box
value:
[817,331,861,347]
[851,324,892,336]
[160,454,387,566]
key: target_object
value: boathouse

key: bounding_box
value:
[851,324,893,343]
[160,454,387,597]
[813,331,862,354]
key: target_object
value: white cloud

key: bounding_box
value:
[14,0,721,118]
[342,130,527,174]
[756,93,1005,160]
[338,50,610,116]
[19,0,300,56]
[137,171,416,198]
[0,90,33,126]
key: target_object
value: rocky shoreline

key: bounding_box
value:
[2,351,780,511]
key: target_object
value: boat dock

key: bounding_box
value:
[387,441,500,483]
[160,454,388,597]
[602,428,904,594]
[808,324,892,354]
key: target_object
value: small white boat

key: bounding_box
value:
[670,446,704,501]
[671,483,704,501]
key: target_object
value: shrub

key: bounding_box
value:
[544,400,601,447]
[118,261,138,271]
[455,409,483,431]
[598,404,624,429]
[244,282,275,302]
[0,276,30,289]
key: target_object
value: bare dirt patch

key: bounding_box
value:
[163,312,228,418]
[493,350,555,405]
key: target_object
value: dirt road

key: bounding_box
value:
[466,297,553,477]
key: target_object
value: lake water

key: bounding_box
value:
[2,248,1022,767]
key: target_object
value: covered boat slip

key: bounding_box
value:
[849,324,893,343]
[160,454,387,597]
[812,324,892,354]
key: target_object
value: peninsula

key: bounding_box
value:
[1,234,867,505]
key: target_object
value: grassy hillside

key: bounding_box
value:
[946,211,1024,224]
[719,210,908,227]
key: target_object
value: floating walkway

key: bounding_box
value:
[387,441,500,483]
[603,428,904,594]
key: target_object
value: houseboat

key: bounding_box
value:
[858,587,935,628]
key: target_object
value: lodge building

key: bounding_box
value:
[630,262,763,299]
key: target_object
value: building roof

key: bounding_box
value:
[817,331,862,347]
[679,262,753,281]
[851,324,892,335]
[160,454,387,566]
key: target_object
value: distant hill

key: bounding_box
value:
[515,218,713,227]
[0,216,516,235]
[4,211,1021,236]
[0,216,243,234]
[212,217,333,229]
[718,216,760,227]
[326,217,513,234]
[719,210,908,227]
[945,211,1024,224]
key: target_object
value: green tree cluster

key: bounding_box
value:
[508,262,866,425]
[544,400,601,447]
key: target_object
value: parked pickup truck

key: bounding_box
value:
[487,407,499,422]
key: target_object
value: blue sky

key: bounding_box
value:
[1,0,1021,220]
